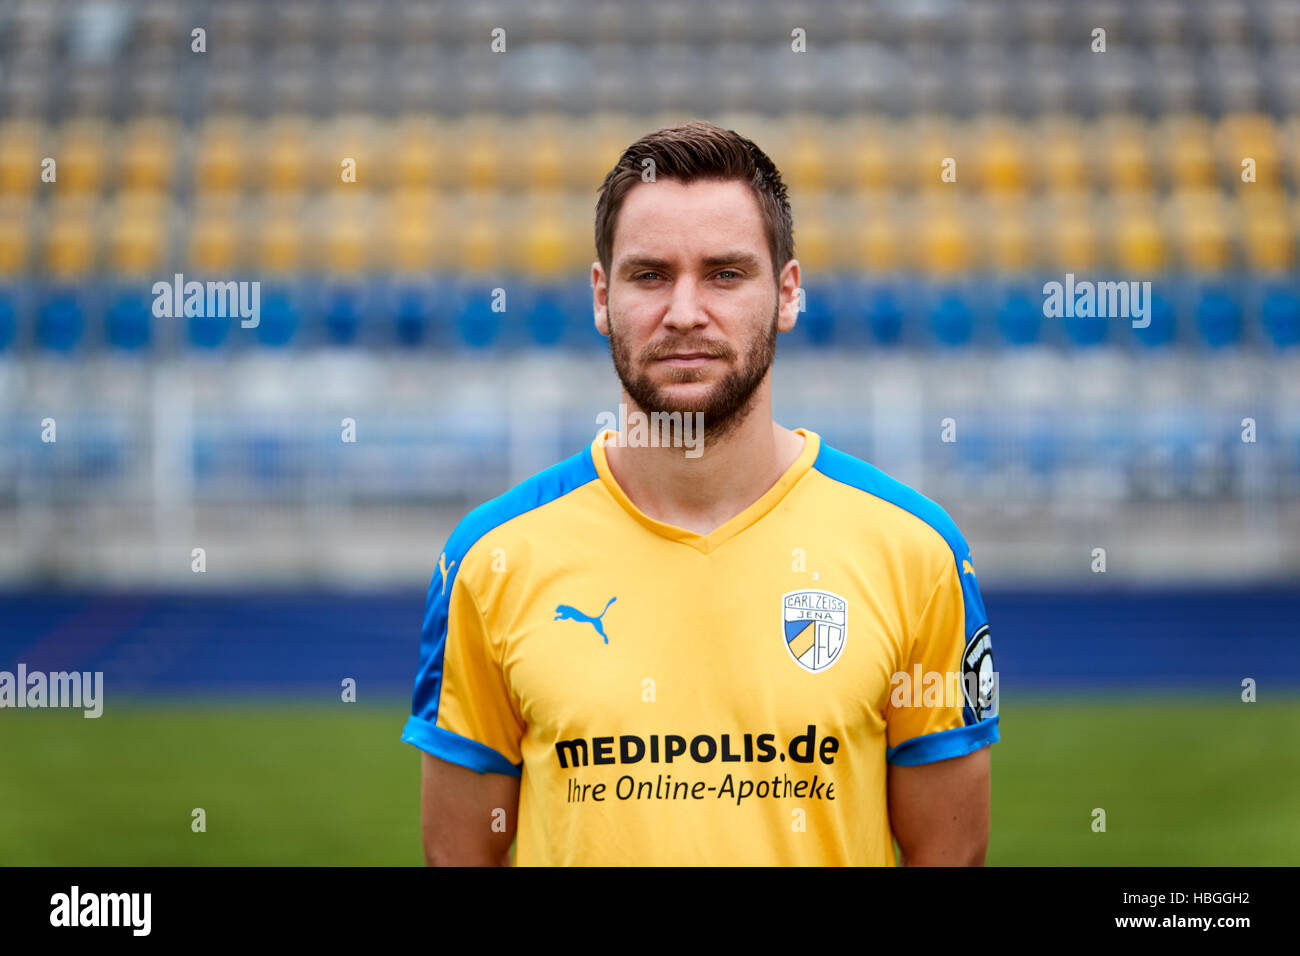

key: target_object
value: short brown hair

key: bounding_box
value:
[594,120,794,281]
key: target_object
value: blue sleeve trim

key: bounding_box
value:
[887,715,1000,766]
[401,715,524,777]
[409,442,599,741]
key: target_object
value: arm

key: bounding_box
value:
[421,752,520,866]
[887,746,990,866]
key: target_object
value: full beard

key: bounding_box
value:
[608,303,778,447]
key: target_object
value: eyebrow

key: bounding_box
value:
[618,252,762,272]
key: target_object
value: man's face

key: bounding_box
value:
[593,178,799,442]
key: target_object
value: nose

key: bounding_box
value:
[662,276,709,334]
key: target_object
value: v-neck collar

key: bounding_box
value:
[589,427,821,555]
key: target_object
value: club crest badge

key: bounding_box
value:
[782,589,848,673]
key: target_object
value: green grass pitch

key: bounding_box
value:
[1,695,1297,865]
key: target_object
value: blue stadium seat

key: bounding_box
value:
[1061,284,1112,347]
[392,280,433,347]
[37,287,84,352]
[996,285,1043,346]
[863,284,904,346]
[798,281,836,347]
[525,283,567,347]
[0,288,16,352]
[454,281,504,349]
[106,286,152,351]
[1261,283,1300,348]
[562,280,605,351]
[1193,283,1242,349]
[1132,287,1176,348]
[323,281,363,345]
[928,286,975,347]
[256,284,299,347]
[188,309,232,349]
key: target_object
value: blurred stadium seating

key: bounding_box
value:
[0,0,1298,586]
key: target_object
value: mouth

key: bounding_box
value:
[657,352,720,368]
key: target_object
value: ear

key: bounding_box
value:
[592,261,611,337]
[777,258,801,333]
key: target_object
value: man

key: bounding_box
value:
[402,120,999,866]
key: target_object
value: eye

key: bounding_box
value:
[633,271,662,282]
[714,269,742,280]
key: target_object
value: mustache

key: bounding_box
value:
[640,339,734,361]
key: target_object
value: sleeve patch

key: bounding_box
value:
[961,623,998,721]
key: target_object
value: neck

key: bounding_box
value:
[603,381,806,536]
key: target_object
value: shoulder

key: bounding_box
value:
[809,436,972,571]
[440,440,601,570]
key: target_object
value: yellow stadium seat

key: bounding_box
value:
[327,116,384,191]
[975,119,1029,195]
[913,196,971,275]
[819,121,858,191]
[911,116,964,194]
[1217,113,1281,188]
[387,188,450,272]
[0,120,44,198]
[985,198,1035,272]
[847,120,896,192]
[193,115,247,194]
[1099,117,1154,193]
[1158,114,1216,189]
[119,118,176,193]
[512,209,569,278]
[453,192,502,274]
[321,196,371,274]
[394,118,441,190]
[515,116,568,192]
[1035,116,1090,193]
[1283,118,1300,195]
[1170,190,1231,273]
[258,200,307,273]
[1112,204,1166,271]
[1238,190,1293,272]
[823,194,865,271]
[0,200,32,275]
[855,195,901,273]
[187,199,241,271]
[583,115,639,192]
[44,199,98,277]
[454,119,502,192]
[57,119,109,195]
[1047,199,1099,271]
[783,120,829,194]
[108,193,167,275]
[261,115,313,194]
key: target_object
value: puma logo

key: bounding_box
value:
[554,597,617,645]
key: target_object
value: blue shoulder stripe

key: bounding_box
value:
[813,440,993,729]
[812,440,987,628]
[402,442,600,774]
[812,441,973,573]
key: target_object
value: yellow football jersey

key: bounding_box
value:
[402,427,999,865]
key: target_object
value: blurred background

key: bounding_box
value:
[0,0,1298,865]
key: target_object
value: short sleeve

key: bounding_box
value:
[884,543,999,766]
[400,552,525,776]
